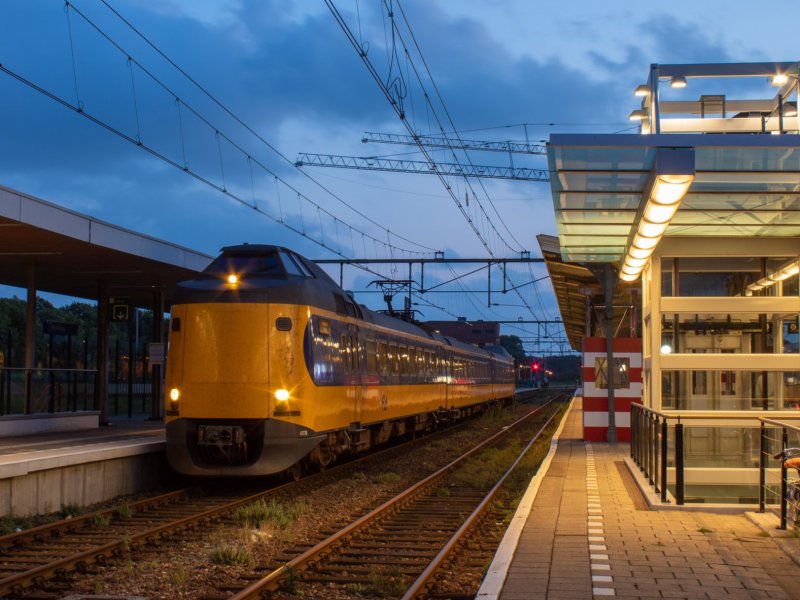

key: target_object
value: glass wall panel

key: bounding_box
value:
[661,256,798,297]
[660,313,799,355]
[661,370,800,410]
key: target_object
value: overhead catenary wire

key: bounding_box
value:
[324,0,544,323]
[31,2,434,261]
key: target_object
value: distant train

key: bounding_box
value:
[164,244,515,477]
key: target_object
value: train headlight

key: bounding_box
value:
[274,388,290,402]
[226,274,238,285]
[169,388,180,411]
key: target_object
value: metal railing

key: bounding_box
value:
[630,403,683,504]
[0,367,99,415]
[758,418,800,530]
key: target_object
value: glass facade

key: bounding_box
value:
[643,240,800,504]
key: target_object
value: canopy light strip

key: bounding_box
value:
[619,149,695,282]
[744,259,800,295]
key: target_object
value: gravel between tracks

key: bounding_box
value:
[57,399,554,599]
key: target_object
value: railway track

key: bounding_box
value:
[221,391,570,600]
[0,389,561,598]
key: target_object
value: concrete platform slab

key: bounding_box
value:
[478,397,800,600]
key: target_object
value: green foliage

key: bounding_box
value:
[61,504,85,518]
[209,543,252,566]
[232,498,307,529]
[372,472,401,484]
[171,564,189,587]
[351,470,367,481]
[499,334,526,363]
[367,566,406,597]
[116,503,133,519]
[0,296,168,370]
[450,442,522,489]
[0,515,33,536]
[88,513,111,528]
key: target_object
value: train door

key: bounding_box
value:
[348,323,362,424]
[442,348,452,410]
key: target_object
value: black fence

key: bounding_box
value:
[758,418,800,530]
[630,403,684,505]
[0,367,99,415]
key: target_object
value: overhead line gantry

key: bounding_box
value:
[360,131,547,155]
[296,153,550,182]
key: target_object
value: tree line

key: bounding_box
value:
[0,296,163,371]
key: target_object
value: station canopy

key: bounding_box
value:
[547,61,800,264]
[0,185,212,307]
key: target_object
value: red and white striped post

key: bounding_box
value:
[581,337,642,442]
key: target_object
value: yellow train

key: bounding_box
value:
[165,244,515,476]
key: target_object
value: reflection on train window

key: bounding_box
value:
[366,340,377,374]
[340,334,348,373]
[389,344,399,374]
[378,342,388,375]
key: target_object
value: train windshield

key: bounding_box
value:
[205,253,283,276]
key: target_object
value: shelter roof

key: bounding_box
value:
[0,185,212,307]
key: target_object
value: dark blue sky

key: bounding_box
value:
[1,0,795,350]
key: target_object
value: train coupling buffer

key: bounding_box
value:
[198,425,246,446]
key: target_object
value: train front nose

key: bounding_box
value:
[180,303,270,419]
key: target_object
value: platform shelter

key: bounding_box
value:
[543,61,800,504]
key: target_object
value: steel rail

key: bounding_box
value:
[401,399,563,599]
[0,391,540,597]
[228,397,560,599]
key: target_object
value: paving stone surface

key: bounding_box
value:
[498,399,800,600]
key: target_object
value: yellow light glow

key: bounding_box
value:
[642,201,679,224]
[638,220,669,239]
[621,264,641,277]
[227,274,238,285]
[169,388,180,401]
[628,109,646,121]
[670,75,687,88]
[631,233,660,250]
[634,84,649,97]
[628,246,652,260]
[651,175,694,204]
[625,256,648,269]
[275,389,290,401]
[619,271,639,282]
[772,73,789,86]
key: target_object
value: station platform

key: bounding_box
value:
[478,397,800,600]
[0,417,166,516]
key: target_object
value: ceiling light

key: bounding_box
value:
[619,271,639,282]
[634,84,650,97]
[619,148,695,283]
[772,73,789,86]
[628,109,647,121]
[651,174,694,205]
[670,75,687,89]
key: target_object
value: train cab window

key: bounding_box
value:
[206,253,281,275]
[345,301,358,318]
[288,252,314,277]
[366,340,378,374]
[279,251,306,276]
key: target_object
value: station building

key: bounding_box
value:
[543,62,800,504]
